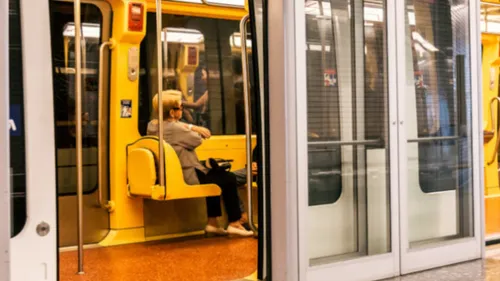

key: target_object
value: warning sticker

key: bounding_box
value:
[121,100,132,118]
[324,69,337,87]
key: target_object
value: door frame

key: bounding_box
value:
[10,0,58,280]
[1,0,10,277]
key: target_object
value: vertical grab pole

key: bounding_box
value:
[97,41,113,209]
[156,0,165,188]
[74,0,84,274]
[240,14,257,233]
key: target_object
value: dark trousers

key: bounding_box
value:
[196,169,242,223]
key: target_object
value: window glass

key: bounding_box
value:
[305,0,391,263]
[405,0,474,245]
[9,0,27,237]
[49,2,104,195]
[138,14,256,136]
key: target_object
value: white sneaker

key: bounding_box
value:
[227,225,254,237]
[205,225,228,237]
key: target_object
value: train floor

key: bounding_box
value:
[59,236,257,281]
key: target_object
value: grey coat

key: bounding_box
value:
[147,120,207,185]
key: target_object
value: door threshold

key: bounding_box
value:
[486,233,500,245]
[59,243,101,252]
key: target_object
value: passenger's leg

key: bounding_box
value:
[196,169,226,236]
[205,169,253,236]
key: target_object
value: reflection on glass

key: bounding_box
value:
[50,3,104,195]
[305,0,390,265]
[405,0,473,246]
[138,14,256,135]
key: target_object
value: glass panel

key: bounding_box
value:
[405,0,473,246]
[305,0,390,264]
[49,2,104,195]
[138,14,256,136]
[9,0,27,237]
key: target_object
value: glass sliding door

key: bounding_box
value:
[397,0,482,273]
[300,0,400,280]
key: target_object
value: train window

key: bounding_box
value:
[406,0,471,194]
[138,14,256,136]
[305,0,391,262]
[9,0,27,237]
[49,2,106,195]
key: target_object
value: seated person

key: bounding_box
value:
[147,90,253,237]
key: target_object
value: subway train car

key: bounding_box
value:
[1,0,484,280]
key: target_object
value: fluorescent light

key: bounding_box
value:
[230,33,252,48]
[308,44,331,52]
[63,23,101,39]
[161,28,204,44]
[204,0,244,6]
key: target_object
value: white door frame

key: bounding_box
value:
[395,0,483,274]
[268,0,301,280]
[10,0,58,280]
[1,0,11,278]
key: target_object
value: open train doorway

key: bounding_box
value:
[45,0,270,280]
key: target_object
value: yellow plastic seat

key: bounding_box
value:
[126,137,221,200]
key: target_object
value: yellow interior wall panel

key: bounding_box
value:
[482,34,500,195]
[107,0,146,231]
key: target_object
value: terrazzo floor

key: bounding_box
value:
[60,240,500,281]
[59,236,257,281]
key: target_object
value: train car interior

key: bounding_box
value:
[28,0,268,280]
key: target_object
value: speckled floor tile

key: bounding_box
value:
[382,246,500,281]
[59,237,257,281]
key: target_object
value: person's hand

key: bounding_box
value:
[193,126,211,139]
[251,162,257,176]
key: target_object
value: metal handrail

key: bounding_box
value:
[156,0,166,190]
[240,14,257,233]
[73,0,84,274]
[308,139,383,146]
[407,136,460,143]
[488,97,500,165]
[97,40,114,211]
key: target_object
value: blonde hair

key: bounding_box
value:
[152,90,182,119]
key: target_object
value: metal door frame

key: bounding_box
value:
[10,0,58,279]
[1,0,11,277]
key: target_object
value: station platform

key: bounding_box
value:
[383,245,500,281]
